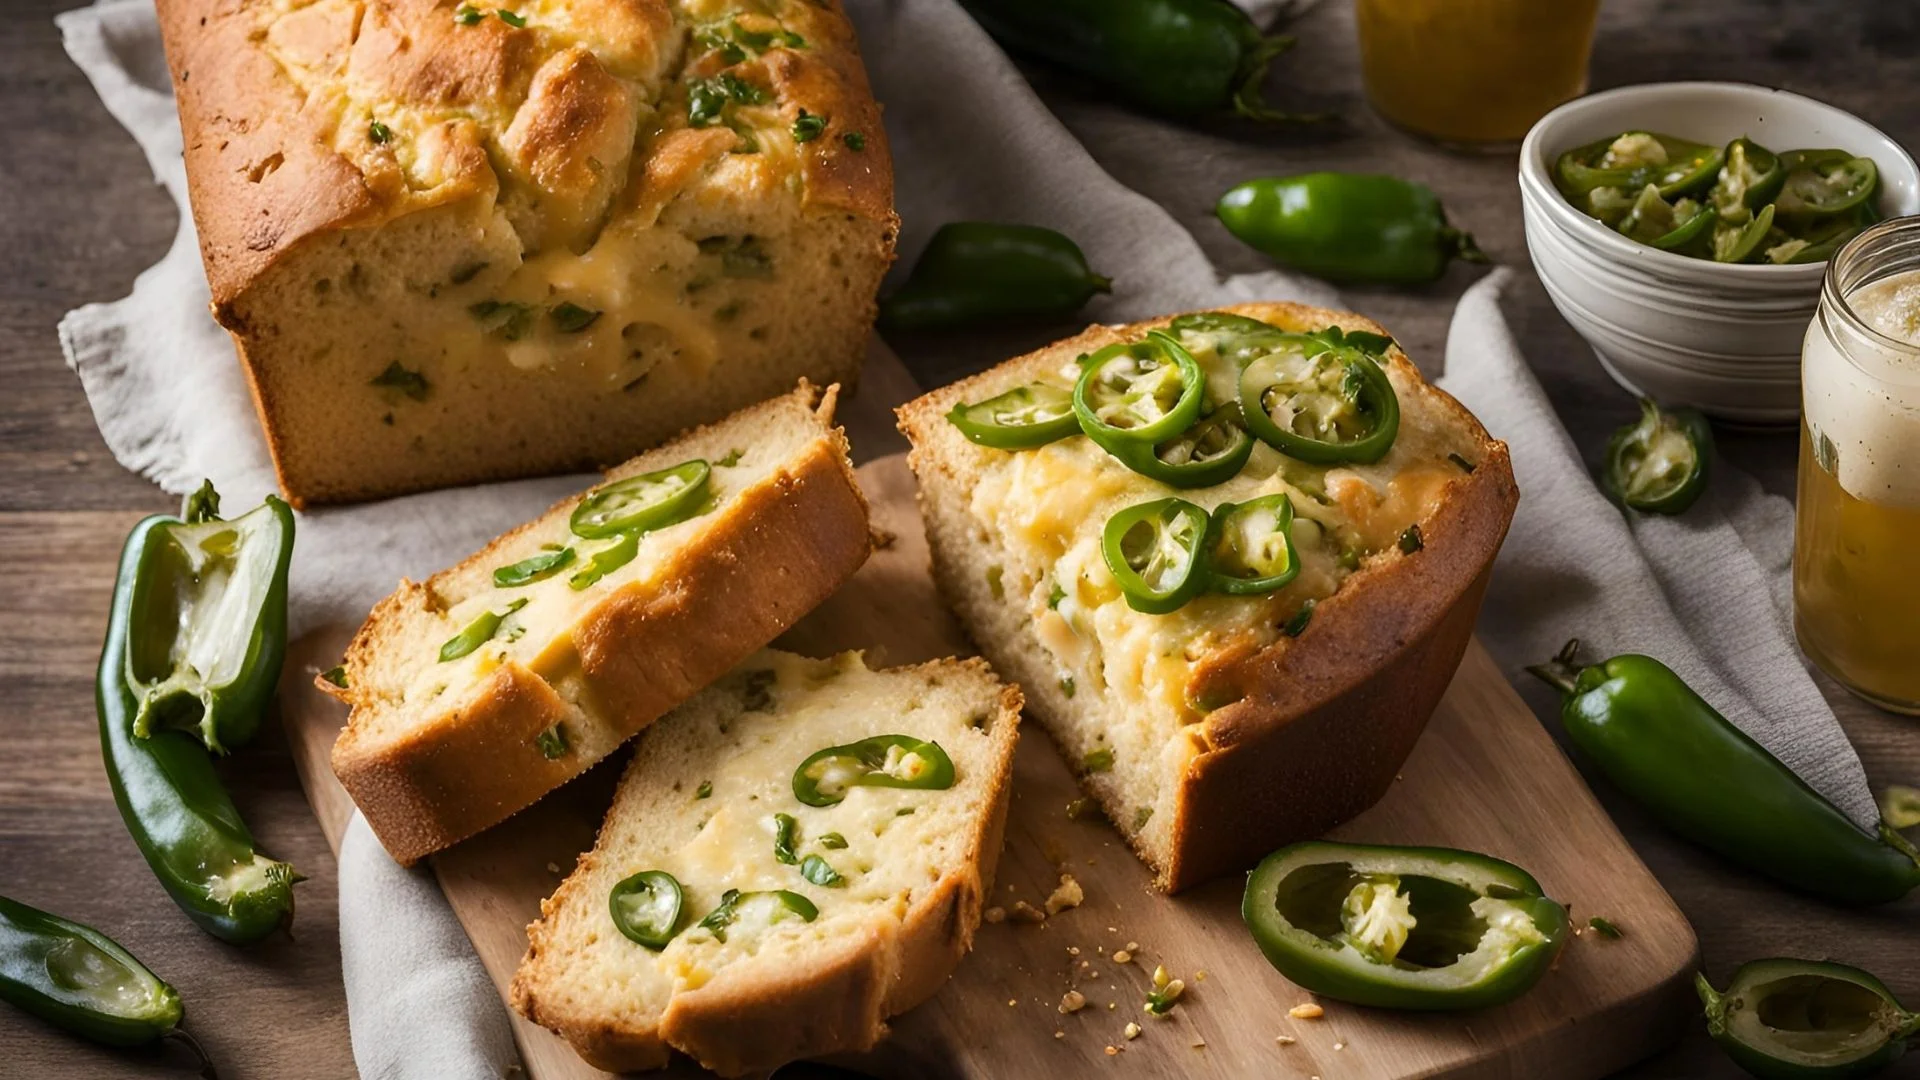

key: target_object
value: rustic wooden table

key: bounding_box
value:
[1,1,1914,1077]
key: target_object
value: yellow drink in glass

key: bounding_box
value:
[1355,0,1601,146]
[1795,222,1920,715]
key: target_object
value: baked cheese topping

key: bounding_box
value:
[616,652,993,991]
[957,312,1477,834]
[249,0,871,392]
[403,437,773,709]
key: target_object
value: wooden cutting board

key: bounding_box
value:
[279,345,1699,1080]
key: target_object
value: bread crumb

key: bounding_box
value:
[1275,1035,1296,1046]
[1334,1041,1346,1051]
[1046,874,1085,915]
[1067,946,1081,956]
[1191,1038,1206,1049]
[1112,950,1133,964]
[1104,1046,1118,1057]
[1060,990,1087,1014]
[1125,941,1140,952]
[1193,969,1207,982]
[1011,900,1048,924]
[1108,1002,1117,1010]
[1289,1003,1324,1020]
[984,907,1006,924]
[1054,1031,1065,1040]
[1008,999,1017,1007]
[1124,1022,1142,1040]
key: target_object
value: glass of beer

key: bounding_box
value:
[1795,217,1920,714]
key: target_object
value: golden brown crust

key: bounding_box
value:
[898,302,1519,892]
[156,0,893,312]
[331,388,873,865]
[512,663,1022,1076]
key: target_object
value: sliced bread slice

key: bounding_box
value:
[512,649,1021,1076]
[328,384,872,865]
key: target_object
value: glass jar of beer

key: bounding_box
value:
[1795,216,1920,714]
[1354,0,1602,147]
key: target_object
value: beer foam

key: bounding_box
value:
[1802,267,1920,508]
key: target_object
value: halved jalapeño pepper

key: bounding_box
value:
[608,870,684,949]
[570,459,710,539]
[695,888,819,943]
[1775,152,1878,218]
[1710,138,1786,220]
[1239,341,1400,464]
[792,735,957,807]
[124,482,293,754]
[0,894,215,1075]
[1113,405,1255,488]
[1100,497,1210,615]
[1206,494,1299,596]
[1073,332,1205,456]
[102,511,300,944]
[1603,398,1712,514]
[1242,841,1569,1010]
[946,382,1079,450]
[1698,959,1917,1080]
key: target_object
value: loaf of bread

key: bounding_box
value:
[513,649,1021,1075]
[155,0,896,506]
[326,384,871,864]
[899,303,1519,891]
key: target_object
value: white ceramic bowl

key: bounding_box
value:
[1518,82,1920,424]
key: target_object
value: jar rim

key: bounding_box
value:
[1824,216,1920,358]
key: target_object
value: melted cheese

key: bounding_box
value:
[967,332,1475,726]
[637,653,986,989]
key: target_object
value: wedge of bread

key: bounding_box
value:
[328,384,871,865]
[899,302,1519,891]
[157,0,896,506]
[512,649,1021,1075]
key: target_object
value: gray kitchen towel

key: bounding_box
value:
[55,0,1876,1077]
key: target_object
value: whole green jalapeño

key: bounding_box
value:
[1205,494,1300,596]
[1698,959,1917,1079]
[1603,398,1712,514]
[946,382,1079,450]
[1242,841,1569,1010]
[124,481,294,754]
[1100,497,1211,615]
[608,870,685,949]
[1073,331,1206,456]
[570,459,711,539]
[792,735,957,807]
[1239,340,1400,464]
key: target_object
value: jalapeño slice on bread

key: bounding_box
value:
[514,651,1022,1075]
[327,385,870,866]
[900,302,1517,890]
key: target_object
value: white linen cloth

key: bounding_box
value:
[55,0,1876,1075]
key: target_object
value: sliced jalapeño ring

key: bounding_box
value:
[570,459,711,540]
[1073,331,1206,456]
[792,735,957,807]
[945,382,1079,450]
[608,869,684,949]
[1206,493,1301,596]
[1100,497,1211,615]
[1111,404,1255,489]
[1239,342,1400,465]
